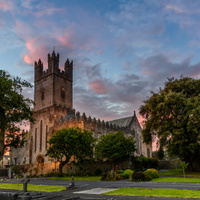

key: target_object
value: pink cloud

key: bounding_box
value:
[36,7,64,17]
[165,5,184,13]
[23,40,36,65]
[0,0,14,11]
[24,55,32,65]
[89,80,107,94]
[57,31,75,49]
[97,50,104,55]
[23,38,50,67]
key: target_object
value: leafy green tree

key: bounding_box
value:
[154,148,165,160]
[96,130,136,170]
[0,70,34,161]
[46,127,96,176]
[140,77,200,170]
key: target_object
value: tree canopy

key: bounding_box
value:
[140,77,200,169]
[46,127,96,176]
[0,70,34,161]
[96,130,136,169]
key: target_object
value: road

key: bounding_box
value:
[2,178,200,200]
[5,178,200,190]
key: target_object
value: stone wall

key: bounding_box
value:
[158,159,180,169]
[49,156,132,176]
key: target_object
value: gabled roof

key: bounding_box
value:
[109,111,141,129]
[110,116,133,127]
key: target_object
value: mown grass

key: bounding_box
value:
[0,183,65,192]
[159,169,200,177]
[49,173,200,183]
[50,176,101,181]
[151,177,200,183]
[104,188,200,198]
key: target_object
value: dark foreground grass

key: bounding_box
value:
[50,176,101,181]
[0,183,65,192]
[104,188,200,198]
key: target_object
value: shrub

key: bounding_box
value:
[12,165,20,176]
[122,169,134,179]
[115,174,123,180]
[134,156,158,171]
[144,168,159,179]
[101,171,123,181]
[117,170,124,175]
[131,171,152,182]
[105,172,115,181]
[44,172,58,177]
[101,171,108,181]
[12,165,29,177]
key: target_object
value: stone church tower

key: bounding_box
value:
[12,51,152,172]
[34,51,73,111]
[29,51,74,167]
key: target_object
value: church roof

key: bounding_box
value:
[109,111,141,129]
[109,116,133,127]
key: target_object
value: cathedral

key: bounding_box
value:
[12,51,152,173]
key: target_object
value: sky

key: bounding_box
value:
[1,0,200,123]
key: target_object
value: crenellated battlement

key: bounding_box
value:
[48,50,59,61]
[34,51,73,82]
[54,110,135,138]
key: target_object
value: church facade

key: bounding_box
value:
[12,52,152,172]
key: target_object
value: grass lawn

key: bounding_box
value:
[50,176,101,181]
[104,188,200,198]
[151,177,200,183]
[159,169,200,177]
[0,183,65,192]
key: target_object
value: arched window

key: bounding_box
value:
[40,120,43,152]
[61,87,65,99]
[41,89,45,100]
[147,148,150,158]
[46,125,48,150]
[35,128,37,152]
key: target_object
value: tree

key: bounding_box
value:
[96,130,136,170]
[46,127,96,176]
[180,161,189,178]
[140,77,200,170]
[0,70,34,161]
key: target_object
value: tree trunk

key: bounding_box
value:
[0,108,6,161]
[58,160,68,176]
[0,132,5,161]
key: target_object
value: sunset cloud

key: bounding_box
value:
[89,80,107,94]
[0,0,14,11]
[1,0,200,126]
[165,5,184,13]
[57,31,75,49]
